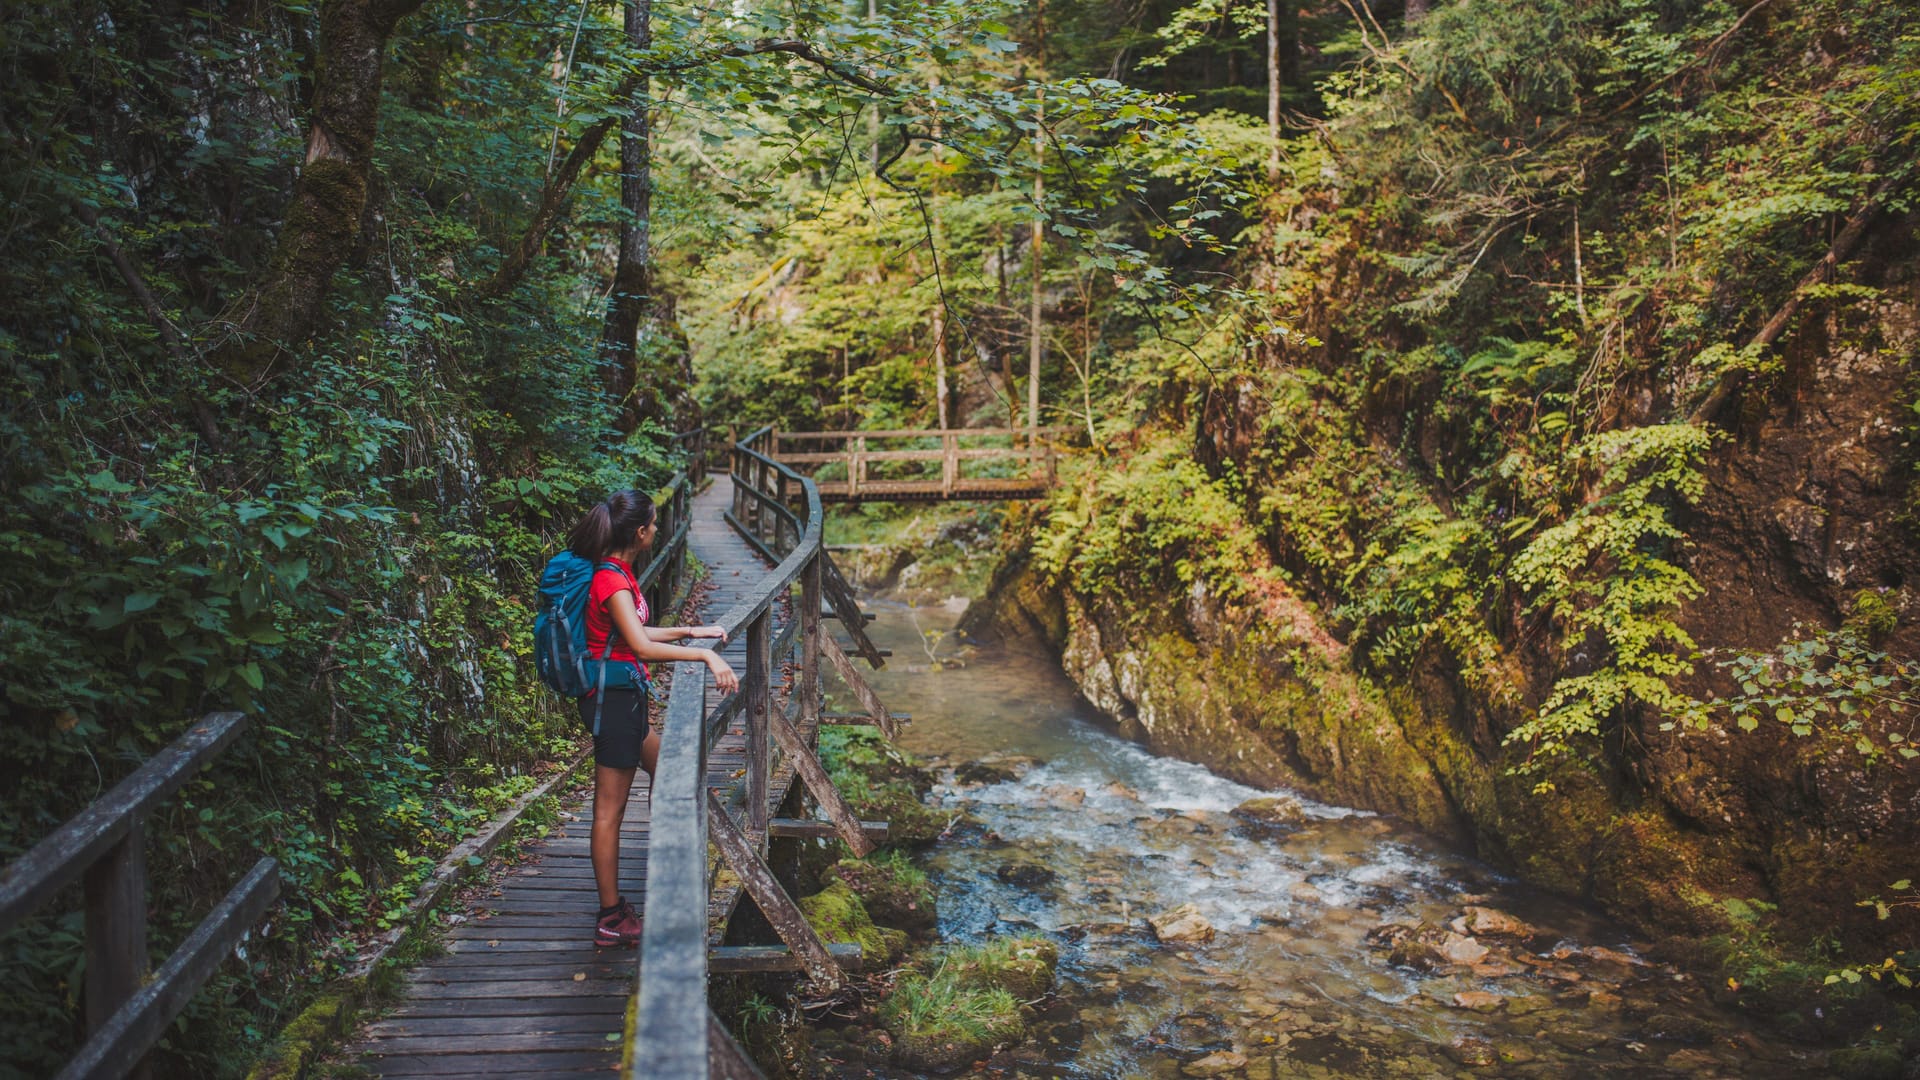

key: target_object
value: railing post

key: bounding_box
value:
[86,822,150,1079]
[942,432,957,497]
[745,609,771,855]
[851,436,865,499]
[800,552,822,735]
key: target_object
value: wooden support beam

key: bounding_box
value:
[744,609,771,852]
[819,711,911,727]
[767,710,877,858]
[819,635,899,741]
[704,790,848,994]
[768,818,889,842]
[709,942,863,974]
[819,553,885,668]
[708,1009,768,1080]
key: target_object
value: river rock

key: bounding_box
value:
[954,761,1019,786]
[996,861,1058,892]
[1453,905,1535,937]
[1445,1036,1499,1067]
[1040,783,1087,806]
[1149,904,1216,944]
[1439,932,1489,965]
[1450,990,1505,1011]
[1230,796,1307,828]
[1181,1050,1248,1078]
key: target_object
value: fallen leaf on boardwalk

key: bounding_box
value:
[487,940,500,947]
[573,972,587,981]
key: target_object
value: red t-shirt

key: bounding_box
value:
[584,556,649,678]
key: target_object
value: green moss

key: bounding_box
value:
[799,880,907,966]
[821,853,937,934]
[879,964,1025,1073]
[243,990,364,1080]
[942,936,1058,1001]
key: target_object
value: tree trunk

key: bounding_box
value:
[1267,0,1281,187]
[1028,84,1044,437]
[599,0,653,433]
[930,72,949,429]
[213,0,425,385]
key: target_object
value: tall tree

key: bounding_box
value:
[213,0,427,387]
[1267,0,1281,186]
[599,0,654,432]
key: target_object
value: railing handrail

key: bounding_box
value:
[634,424,825,1080]
[0,711,281,1080]
[775,425,1073,440]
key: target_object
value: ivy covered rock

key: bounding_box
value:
[798,881,908,967]
[821,855,938,935]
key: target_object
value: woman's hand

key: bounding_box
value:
[688,624,728,642]
[708,655,740,696]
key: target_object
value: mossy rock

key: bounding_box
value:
[880,971,1025,1073]
[1830,1041,1906,1080]
[849,780,948,846]
[821,856,937,935]
[944,936,1059,1001]
[799,880,907,966]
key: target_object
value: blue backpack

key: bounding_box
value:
[534,551,646,734]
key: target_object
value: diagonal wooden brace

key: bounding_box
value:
[820,634,898,741]
[819,552,885,668]
[705,790,849,995]
[768,708,877,858]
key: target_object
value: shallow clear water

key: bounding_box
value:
[812,594,1827,1079]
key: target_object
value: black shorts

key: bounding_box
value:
[581,687,650,769]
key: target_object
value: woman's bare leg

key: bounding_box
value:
[592,764,638,909]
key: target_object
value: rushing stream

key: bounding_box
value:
[810,592,1829,1078]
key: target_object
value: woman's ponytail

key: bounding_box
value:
[568,490,658,562]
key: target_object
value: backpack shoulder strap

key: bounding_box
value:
[591,561,645,660]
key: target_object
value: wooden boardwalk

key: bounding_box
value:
[348,476,786,1078]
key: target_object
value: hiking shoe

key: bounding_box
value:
[595,898,642,947]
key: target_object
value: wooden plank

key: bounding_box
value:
[361,1031,619,1055]
[376,997,628,1020]
[360,1050,618,1076]
[58,857,279,1080]
[766,710,875,858]
[708,1010,768,1080]
[0,712,246,929]
[820,635,898,741]
[364,1014,617,1038]
[704,790,846,994]
[398,977,627,1000]
[767,818,888,842]
[709,943,861,974]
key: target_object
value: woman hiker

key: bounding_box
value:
[568,490,740,946]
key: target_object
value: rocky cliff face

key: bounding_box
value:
[973,273,1920,956]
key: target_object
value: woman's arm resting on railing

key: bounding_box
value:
[642,624,726,644]
[609,597,739,694]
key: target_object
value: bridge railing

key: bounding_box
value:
[0,712,281,1080]
[634,425,896,1080]
[769,426,1073,499]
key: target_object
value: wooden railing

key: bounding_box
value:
[632,426,897,1080]
[669,426,709,491]
[770,427,1071,501]
[637,464,695,626]
[0,712,280,1080]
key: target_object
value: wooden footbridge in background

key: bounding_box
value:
[5,423,1044,1080]
[766,426,1070,502]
